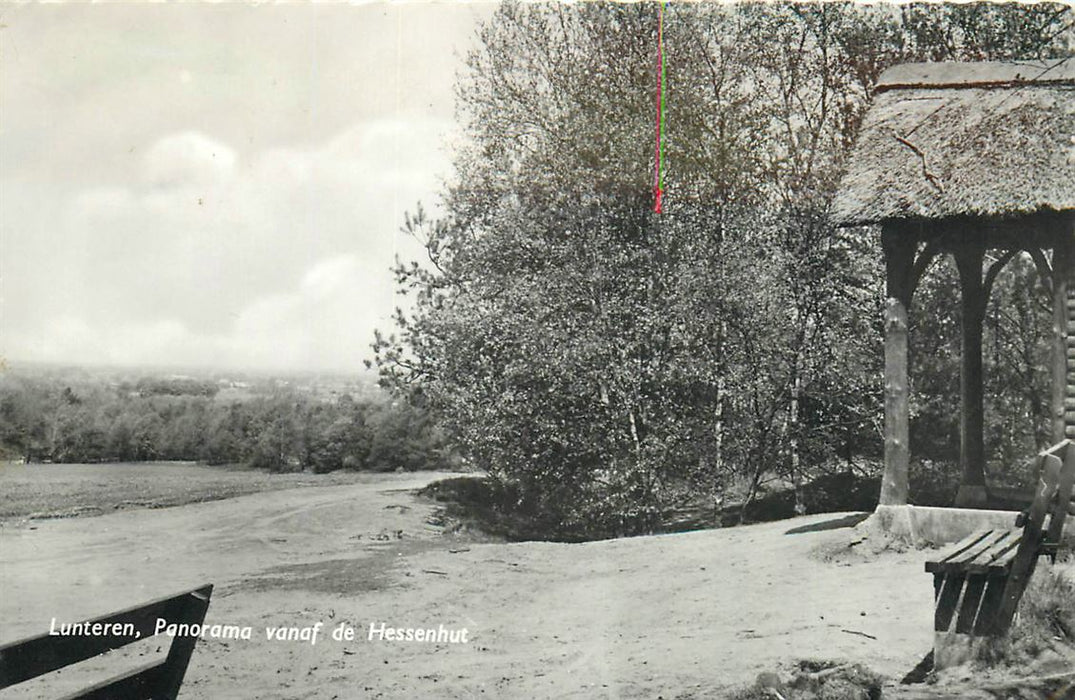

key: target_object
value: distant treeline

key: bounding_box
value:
[0,373,453,473]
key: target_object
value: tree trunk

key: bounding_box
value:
[790,373,804,515]
[954,241,987,507]
[714,370,725,475]
[881,225,916,506]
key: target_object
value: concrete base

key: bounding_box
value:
[869,504,1075,547]
[954,484,989,508]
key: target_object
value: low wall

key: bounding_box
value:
[870,504,1075,547]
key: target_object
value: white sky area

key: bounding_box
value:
[0,2,494,374]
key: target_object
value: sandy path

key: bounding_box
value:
[320,521,932,699]
[0,472,457,637]
[0,473,935,698]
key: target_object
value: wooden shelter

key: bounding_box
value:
[832,60,1075,508]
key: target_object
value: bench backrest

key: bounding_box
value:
[1013,444,1064,557]
[1045,439,1075,548]
[0,583,212,700]
[995,442,1069,632]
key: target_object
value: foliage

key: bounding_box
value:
[909,252,1054,490]
[372,2,1074,538]
[1017,559,1075,645]
[0,370,452,473]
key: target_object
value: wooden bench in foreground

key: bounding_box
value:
[925,441,1074,663]
[0,583,213,700]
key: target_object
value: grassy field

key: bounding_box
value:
[0,461,392,522]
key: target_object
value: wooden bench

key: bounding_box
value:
[925,441,1075,646]
[0,583,212,700]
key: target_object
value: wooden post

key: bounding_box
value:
[1053,217,1075,443]
[157,584,213,700]
[953,238,988,507]
[881,224,916,506]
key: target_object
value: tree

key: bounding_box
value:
[0,376,50,462]
[373,1,1073,535]
[376,3,750,534]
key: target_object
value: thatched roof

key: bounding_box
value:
[832,59,1075,227]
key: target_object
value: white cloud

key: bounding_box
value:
[10,254,395,373]
[12,316,214,370]
[144,131,237,188]
[230,254,393,371]
[3,121,452,372]
[0,3,497,374]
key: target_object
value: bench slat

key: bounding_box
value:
[59,658,167,700]
[947,529,1020,567]
[986,537,1024,571]
[930,530,994,565]
[925,528,1022,574]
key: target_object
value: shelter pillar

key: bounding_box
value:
[1055,217,1075,443]
[881,224,916,505]
[954,238,987,508]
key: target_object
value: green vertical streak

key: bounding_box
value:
[653,0,662,191]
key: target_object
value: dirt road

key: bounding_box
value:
[1,472,937,698]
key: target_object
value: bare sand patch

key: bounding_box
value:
[3,472,1068,698]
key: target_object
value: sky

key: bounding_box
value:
[0,2,495,374]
